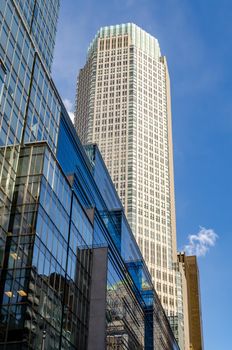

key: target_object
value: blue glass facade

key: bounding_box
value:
[0,1,179,349]
[0,143,93,349]
[0,0,61,282]
[57,108,180,350]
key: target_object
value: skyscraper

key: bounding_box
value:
[75,24,187,348]
[0,0,61,238]
[0,0,60,230]
[0,3,180,349]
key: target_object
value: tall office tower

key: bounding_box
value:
[0,0,60,234]
[75,24,187,349]
[0,0,61,346]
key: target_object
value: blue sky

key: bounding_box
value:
[52,1,232,348]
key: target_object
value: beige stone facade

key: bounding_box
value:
[75,24,189,349]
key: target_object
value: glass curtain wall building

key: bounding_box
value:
[0,0,60,266]
[0,1,179,349]
[74,24,188,349]
[58,111,180,350]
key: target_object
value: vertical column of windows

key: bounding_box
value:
[0,1,34,147]
[94,36,129,207]
[23,56,61,153]
[134,50,177,316]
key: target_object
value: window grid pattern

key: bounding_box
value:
[0,144,93,349]
[75,24,182,334]
[17,0,60,72]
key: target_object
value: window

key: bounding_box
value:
[0,59,7,103]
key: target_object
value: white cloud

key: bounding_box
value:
[184,226,218,257]
[63,98,75,123]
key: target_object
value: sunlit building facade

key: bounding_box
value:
[178,253,204,350]
[75,24,187,348]
[0,2,180,349]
